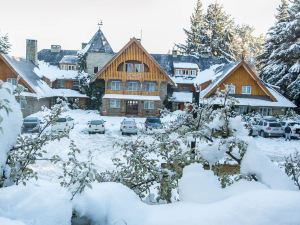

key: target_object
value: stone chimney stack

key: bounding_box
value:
[172,49,178,58]
[26,39,38,65]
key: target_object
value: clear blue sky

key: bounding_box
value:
[0,0,280,57]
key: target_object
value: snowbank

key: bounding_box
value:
[178,164,222,203]
[0,217,26,225]
[0,82,22,168]
[73,181,300,225]
[73,182,145,225]
[0,184,72,225]
[241,141,297,190]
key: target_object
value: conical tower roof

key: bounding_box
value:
[84,28,114,54]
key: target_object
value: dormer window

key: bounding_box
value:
[175,69,197,76]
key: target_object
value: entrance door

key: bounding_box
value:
[126,100,139,115]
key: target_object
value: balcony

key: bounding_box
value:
[106,89,160,96]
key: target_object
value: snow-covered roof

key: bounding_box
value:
[171,76,196,85]
[51,89,87,98]
[34,61,81,82]
[194,64,224,85]
[200,62,240,97]
[59,55,78,64]
[78,28,114,55]
[173,62,199,69]
[1,54,54,97]
[103,94,161,101]
[38,49,78,66]
[172,92,193,103]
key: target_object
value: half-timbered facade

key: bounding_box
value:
[92,38,174,116]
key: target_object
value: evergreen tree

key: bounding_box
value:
[177,0,204,56]
[258,0,300,105]
[201,2,235,62]
[0,33,11,54]
[231,25,264,63]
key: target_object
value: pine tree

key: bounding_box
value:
[0,33,11,54]
[232,25,264,63]
[177,0,204,56]
[258,0,300,105]
[200,2,236,62]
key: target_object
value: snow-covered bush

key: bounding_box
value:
[0,82,22,186]
[284,152,300,190]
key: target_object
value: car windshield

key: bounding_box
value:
[124,121,136,125]
[24,117,38,122]
[91,120,104,125]
[269,123,281,127]
[147,118,161,123]
[289,122,300,127]
[56,118,67,123]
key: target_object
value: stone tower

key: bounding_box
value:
[26,39,38,65]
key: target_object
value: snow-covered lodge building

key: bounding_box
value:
[0,27,296,117]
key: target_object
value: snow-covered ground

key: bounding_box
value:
[28,109,300,183]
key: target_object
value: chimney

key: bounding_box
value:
[172,49,178,58]
[26,39,38,65]
[81,43,88,49]
[51,45,61,53]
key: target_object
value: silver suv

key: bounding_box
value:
[257,119,283,138]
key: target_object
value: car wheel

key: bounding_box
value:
[122,132,124,135]
[260,131,265,137]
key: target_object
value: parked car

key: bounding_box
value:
[88,119,105,134]
[22,117,41,133]
[145,117,162,130]
[120,118,138,135]
[280,121,300,139]
[51,117,74,132]
[256,119,284,138]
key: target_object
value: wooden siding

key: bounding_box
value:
[97,41,168,96]
[207,66,269,98]
[0,57,33,92]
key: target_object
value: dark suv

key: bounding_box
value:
[145,117,162,130]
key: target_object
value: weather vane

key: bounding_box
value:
[98,20,103,29]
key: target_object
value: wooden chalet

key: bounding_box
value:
[92,38,174,116]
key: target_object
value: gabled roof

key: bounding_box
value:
[79,28,114,55]
[91,38,175,85]
[0,54,53,97]
[38,49,78,66]
[200,61,277,102]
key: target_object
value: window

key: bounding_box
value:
[144,101,155,110]
[192,70,197,76]
[109,99,121,108]
[242,86,252,95]
[57,80,65,88]
[127,81,140,91]
[227,84,236,94]
[135,64,142,72]
[260,107,272,116]
[125,63,133,72]
[94,67,99,73]
[7,78,17,86]
[110,81,121,91]
[73,80,80,90]
[144,82,156,92]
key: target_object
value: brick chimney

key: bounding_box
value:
[51,45,61,53]
[26,39,38,65]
